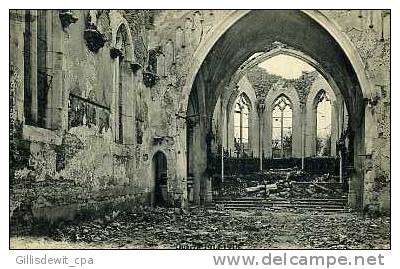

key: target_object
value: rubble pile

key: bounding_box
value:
[216,168,345,199]
[47,207,389,249]
[219,177,248,197]
[51,207,267,248]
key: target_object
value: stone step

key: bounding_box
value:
[208,196,349,213]
[216,197,347,201]
[213,204,346,209]
[215,199,347,204]
[270,207,348,213]
[291,182,344,186]
[270,203,346,208]
[206,205,348,213]
[214,199,347,205]
[273,201,346,206]
[214,203,346,209]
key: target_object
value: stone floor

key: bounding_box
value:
[10,208,390,249]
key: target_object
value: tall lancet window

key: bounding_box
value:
[114,24,130,144]
[316,90,332,156]
[23,10,49,128]
[272,95,292,158]
[233,94,249,151]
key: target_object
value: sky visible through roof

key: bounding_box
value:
[258,54,315,79]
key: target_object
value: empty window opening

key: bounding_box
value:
[272,95,293,158]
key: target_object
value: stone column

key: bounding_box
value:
[48,11,65,130]
[29,10,38,124]
[10,10,27,123]
[220,98,226,187]
[306,105,317,157]
[186,119,195,204]
[175,116,188,209]
[256,98,265,170]
[264,104,272,158]
[43,10,54,129]
[331,100,339,156]
[300,102,306,170]
[192,123,202,205]
[347,123,362,211]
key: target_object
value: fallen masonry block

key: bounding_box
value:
[265,183,278,191]
[313,183,331,192]
[245,185,264,193]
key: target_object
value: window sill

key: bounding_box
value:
[22,125,62,146]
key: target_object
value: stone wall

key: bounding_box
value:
[147,10,390,214]
[323,10,390,214]
[9,10,187,230]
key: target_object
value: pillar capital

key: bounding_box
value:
[299,100,307,110]
[256,98,266,115]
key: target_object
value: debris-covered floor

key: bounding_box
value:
[10,208,390,249]
[216,169,347,200]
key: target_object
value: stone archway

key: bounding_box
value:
[181,10,370,210]
[179,10,371,109]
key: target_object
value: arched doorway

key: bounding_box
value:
[152,151,168,206]
[184,10,368,210]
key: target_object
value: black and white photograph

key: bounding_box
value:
[8,7,392,256]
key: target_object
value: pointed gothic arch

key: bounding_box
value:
[181,10,370,209]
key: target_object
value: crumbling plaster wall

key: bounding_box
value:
[57,10,152,215]
[321,10,390,213]
[10,10,184,227]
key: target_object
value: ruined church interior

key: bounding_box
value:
[10,10,390,249]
